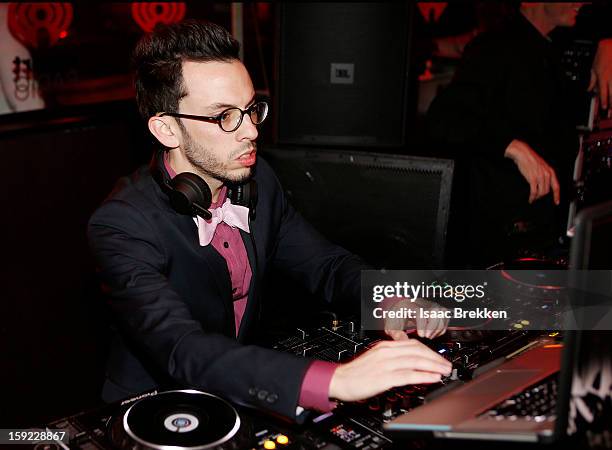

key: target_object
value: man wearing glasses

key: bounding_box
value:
[88,20,451,420]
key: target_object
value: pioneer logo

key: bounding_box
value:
[121,390,158,406]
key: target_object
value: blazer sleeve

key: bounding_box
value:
[88,197,313,419]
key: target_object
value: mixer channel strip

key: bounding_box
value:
[272,323,380,362]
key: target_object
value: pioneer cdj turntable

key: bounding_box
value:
[35,388,332,450]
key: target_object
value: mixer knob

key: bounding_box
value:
[386,393,399,402]
[368,398,381,411]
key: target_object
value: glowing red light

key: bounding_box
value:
[8,3,73,48]
[131,2,186,33]
[417,2,448,23]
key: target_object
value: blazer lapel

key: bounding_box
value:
[237,226,260,342]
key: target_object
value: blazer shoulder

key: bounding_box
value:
[88,164,170,231]
[99,164,165,208]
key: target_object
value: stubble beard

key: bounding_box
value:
[182,129,255,185]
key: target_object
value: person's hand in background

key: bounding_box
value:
[504,139,560,205]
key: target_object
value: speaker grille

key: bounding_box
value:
[262,146,454,269]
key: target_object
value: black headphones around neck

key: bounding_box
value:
[151,149,257,221]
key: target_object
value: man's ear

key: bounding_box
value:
[148,116,181,149]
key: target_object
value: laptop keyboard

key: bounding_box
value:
[480,373,558,422]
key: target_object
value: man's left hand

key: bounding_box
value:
[384,298,449,340]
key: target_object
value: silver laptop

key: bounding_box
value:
[385,341,564,442]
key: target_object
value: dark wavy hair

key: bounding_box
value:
[133,20,240,121]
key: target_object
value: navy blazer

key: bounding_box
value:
[87,156,368,418]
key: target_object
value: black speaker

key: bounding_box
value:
[261,145,454,269]
[274,3,415,147]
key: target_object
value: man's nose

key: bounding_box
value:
[237,113,259,141]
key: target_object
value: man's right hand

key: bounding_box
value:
[328,340,452,402]
[504,139,560,205]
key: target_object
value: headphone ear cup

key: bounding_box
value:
[228,179,258,209]
[170,172,212,215]
[246,179,258,211]
[246,179,258,221]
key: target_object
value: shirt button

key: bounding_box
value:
[223,242,229,248]
[257,390,268,401]
[266,393,278,404]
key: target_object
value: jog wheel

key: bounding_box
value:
[109,390,241,450]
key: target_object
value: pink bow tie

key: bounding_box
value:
[196,199,250,246]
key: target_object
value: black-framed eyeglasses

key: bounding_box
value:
[159,101,268,133]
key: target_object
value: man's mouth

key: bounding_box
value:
[236,149,257,167]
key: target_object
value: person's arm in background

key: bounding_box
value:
[0,4,45,113]
[589,39,612,116]
[503,139,560,205]
[427,34,561,205]
[572,2,612,118]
